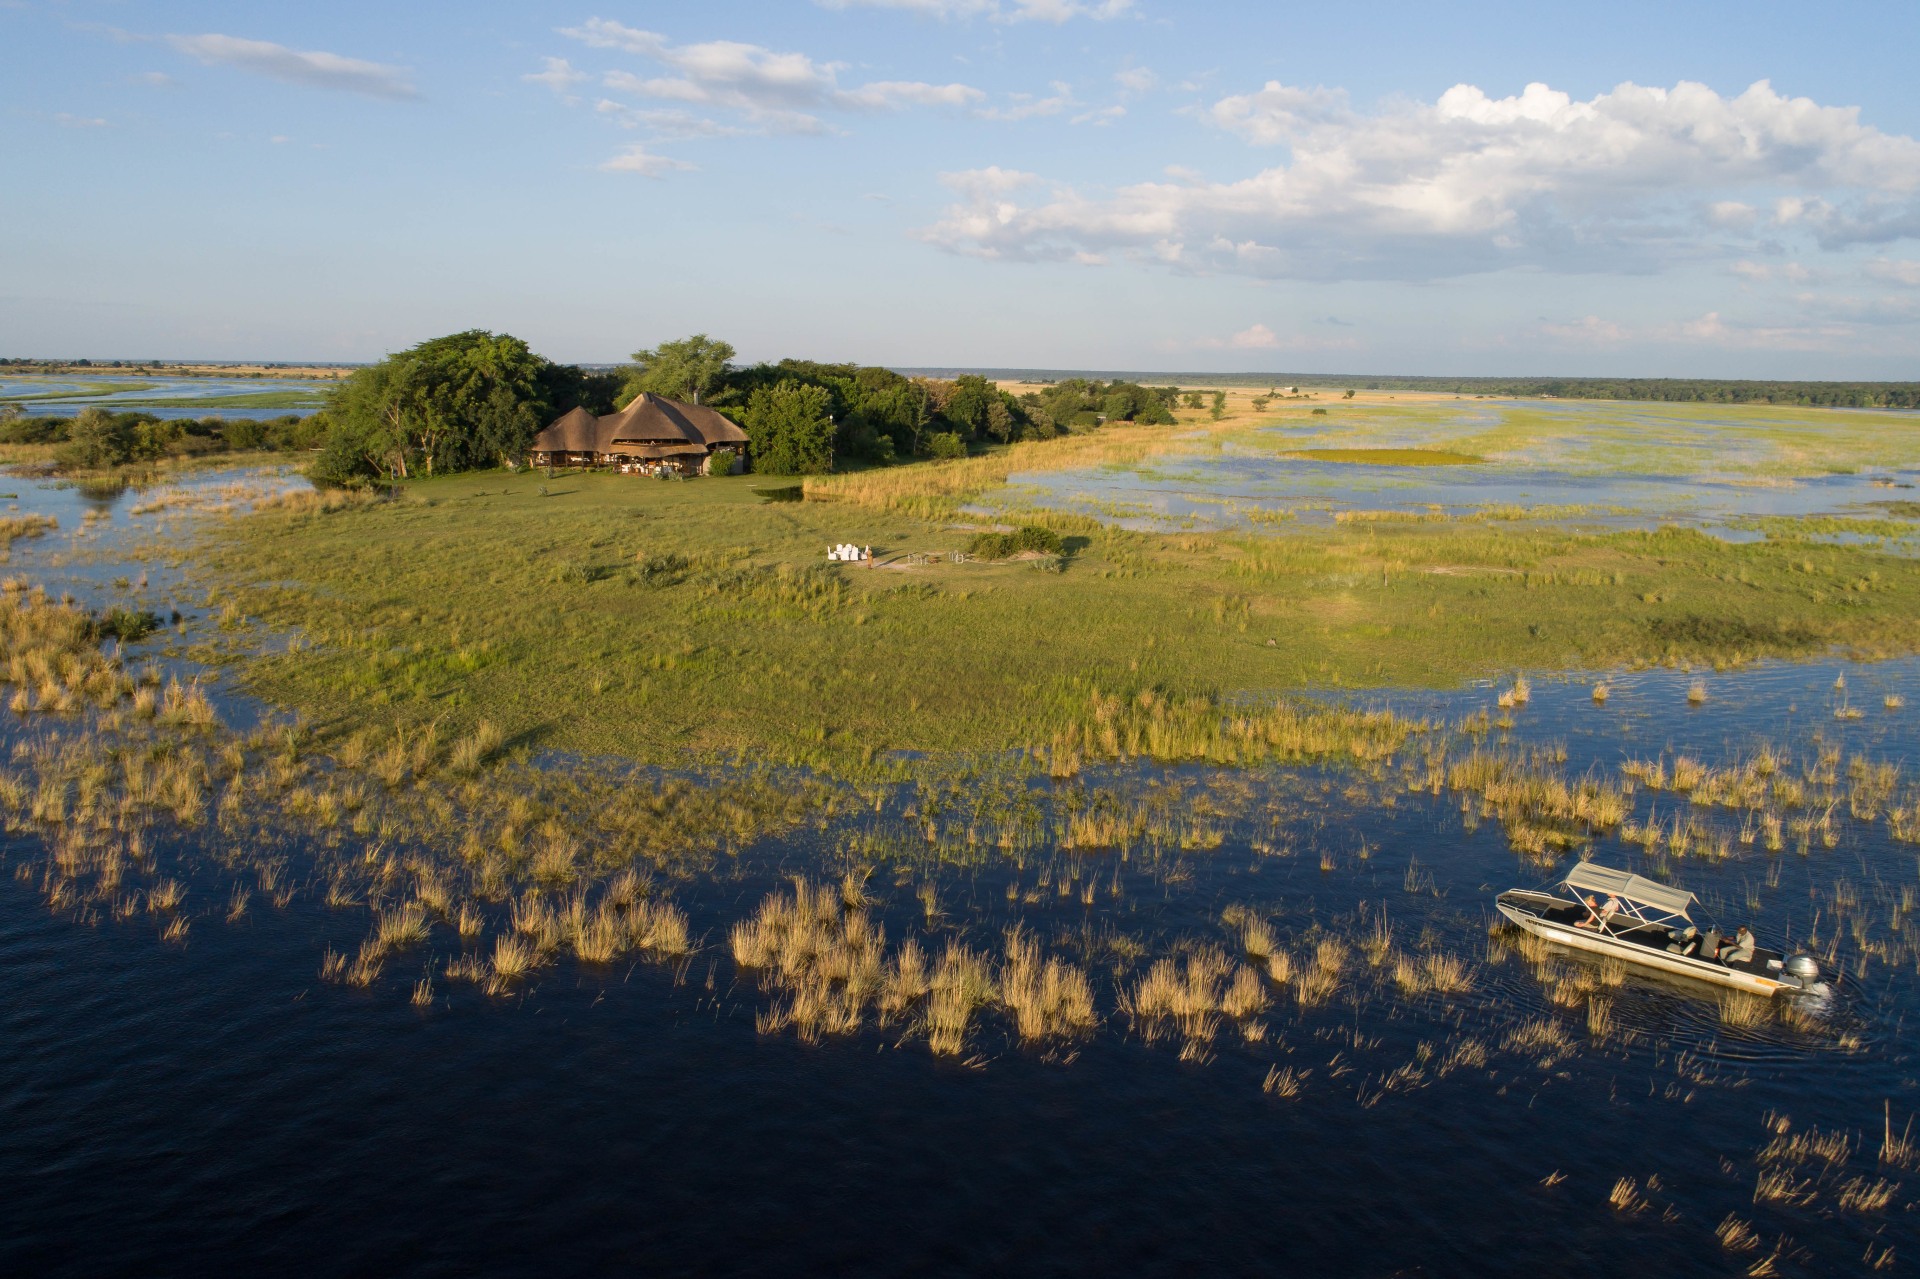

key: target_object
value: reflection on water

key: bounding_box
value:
[0,464,1916,1275]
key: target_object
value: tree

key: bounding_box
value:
[61,407,136,468]
[1210,390,1227,421]
[313,330,565,485]
[743,380,835,475]
[623,334,736,406]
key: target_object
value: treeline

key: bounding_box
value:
[906,368,1920,410]
[0,408,324,468]
[307,330,1190,485]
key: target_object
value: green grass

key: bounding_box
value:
[1284,448,1483,466]
[187,464,1920,768]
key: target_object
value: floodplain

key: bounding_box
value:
[3,391,1919,1275]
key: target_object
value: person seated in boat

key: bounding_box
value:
[1575,894,1622,930]
[1718,926,1756,966]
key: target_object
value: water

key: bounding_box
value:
[984,398,1920,540]
[999,449,1920,539]
[0,374,330,419]
[1,467,1916,1275]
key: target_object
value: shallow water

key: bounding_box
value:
[999,450,1920,539]
[986,398,1920,540]
[1,467,1917,1275]
[0,374,329,419]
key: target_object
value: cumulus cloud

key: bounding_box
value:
[562,18,980,133]
[167,33,419,100]
[1866,257,1920,286]
[1114,65,1158,95]
[921,78,1920,281]
[814,0,1134,22]
[599,144,698,177]
[525,57,589,99]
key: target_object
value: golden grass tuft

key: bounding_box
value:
[1262,1064,1305,1098]
[1718,990,1771,1029]
[998,926,1097,1043]
[1715,1214,1760,1253]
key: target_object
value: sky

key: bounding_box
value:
[5,1,1920,377]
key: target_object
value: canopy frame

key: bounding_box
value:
[1557,862,1695,935]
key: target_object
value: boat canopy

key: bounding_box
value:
[1563,862,1695,919]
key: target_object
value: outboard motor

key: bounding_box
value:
[1781,954,1829,997]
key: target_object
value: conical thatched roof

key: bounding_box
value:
[536,406,602,452]
[531,394,748,455]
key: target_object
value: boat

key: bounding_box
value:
[1496,862,1827,997]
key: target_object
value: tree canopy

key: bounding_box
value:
[742,380,835,475]
[622,334,736,406]
[312,330,582,486]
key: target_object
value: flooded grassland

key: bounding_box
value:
[3,398,1920,1276]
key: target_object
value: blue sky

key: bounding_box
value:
[5,1,1920,376]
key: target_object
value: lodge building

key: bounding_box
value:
[529,393,749,475]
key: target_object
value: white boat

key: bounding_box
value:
[1496,862,1827,997]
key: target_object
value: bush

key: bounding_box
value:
[968,525,1063,560]
[94,607,162,643]
[927,431,967,460]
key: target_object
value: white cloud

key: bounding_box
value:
[1865,257,1920,286]
[1072,105,1125,126]
[1114,66,1158,95]
[525,57,589,99]
[814,0,1134,22]
[1729,259,1812,283]
[976,82,1075,121]
[54,113,109,128]
[167,33,419,100]
[1190,323,1359,352]
[1540,316,1629,344]
[922,78,1920,281]
[594,102,746,139]
[563,19,980,133]
[131,71,178,89]
[599,144,697,177]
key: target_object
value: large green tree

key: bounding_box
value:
[622,334,737,406]
[743,380,835,475]
[312,330,568,486]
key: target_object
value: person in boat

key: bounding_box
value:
[1718,926,1756,966]
[1575,894,1622,930]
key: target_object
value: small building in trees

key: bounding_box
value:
[528,393,749,475]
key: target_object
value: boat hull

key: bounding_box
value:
[1496,898,1791,997]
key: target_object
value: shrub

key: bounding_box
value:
[95,607,162,643]
[927,431,967,460]
[968,525,1062,560]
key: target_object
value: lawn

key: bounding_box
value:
[187,454,1920,769]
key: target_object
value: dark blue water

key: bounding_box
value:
[0,470,1916,1275]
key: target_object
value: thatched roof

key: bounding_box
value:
[537,406,602,453]
[531,393,748,455]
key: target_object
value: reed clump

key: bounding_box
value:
[998,926,1097,1044]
